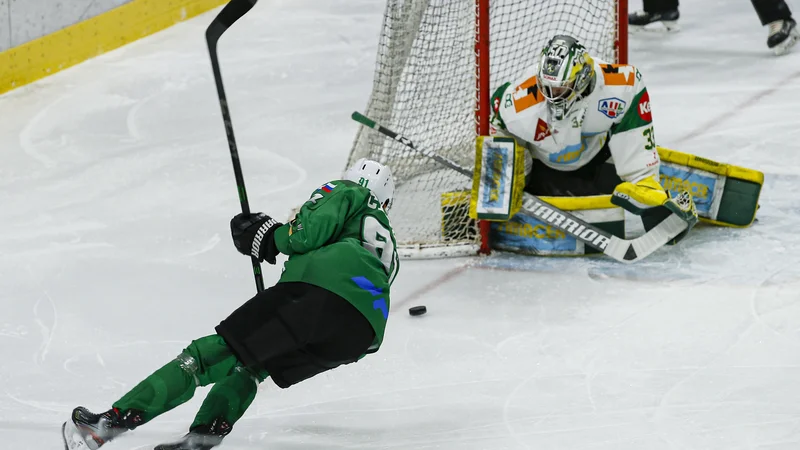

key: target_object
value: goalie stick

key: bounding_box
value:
[351,111,689,263]
[206,0,263,292]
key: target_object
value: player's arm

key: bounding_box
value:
[605,69,659,185]
[228,182,362,264]
[272,184,362,256]
[605,69,697,238]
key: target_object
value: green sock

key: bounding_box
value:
[112,358,197,424]
[191,367,260,430]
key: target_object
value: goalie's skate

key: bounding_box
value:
[61,406,142,450]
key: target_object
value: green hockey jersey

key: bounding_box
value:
[272,180,399,350]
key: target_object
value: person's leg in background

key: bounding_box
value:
[751,0,799,54]
[630,0,681,32]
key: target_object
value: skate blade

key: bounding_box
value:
[62,421,91,450]
[630,21,680,33]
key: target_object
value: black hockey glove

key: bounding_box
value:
[230,213,283,264]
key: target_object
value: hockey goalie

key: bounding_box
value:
[478,34,763,256]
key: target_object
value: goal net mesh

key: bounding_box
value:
[348,0,619,257]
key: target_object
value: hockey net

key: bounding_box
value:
[348,0,626,258]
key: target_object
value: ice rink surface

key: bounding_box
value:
[2,0,800,448]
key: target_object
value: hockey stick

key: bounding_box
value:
[352,111,689,263]
[206,0,264,292]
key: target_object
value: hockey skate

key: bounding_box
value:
[767,19,799,55]
[629,9,680,32]
[61,406,142,450]
[154,418,231,450]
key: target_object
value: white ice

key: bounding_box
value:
[2,0,800,448]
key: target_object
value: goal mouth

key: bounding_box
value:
[349,0,626,259]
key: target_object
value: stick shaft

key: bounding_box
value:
[207,0,264,292]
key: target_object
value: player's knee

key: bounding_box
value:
[177,335,228,385]
[175,350,201,386]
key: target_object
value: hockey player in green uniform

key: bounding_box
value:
[61,158,398,450]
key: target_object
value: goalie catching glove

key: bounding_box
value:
[230,213,283,264]
[611,176,698,244]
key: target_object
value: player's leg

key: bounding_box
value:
[630,0,680,32]
[152,282,372,449]
[62,335,246,450]
[751,0,798,54]
[153,366,266,450]
[216,281,375,389]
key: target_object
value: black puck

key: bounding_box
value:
[409,305,427,316]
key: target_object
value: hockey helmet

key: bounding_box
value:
[344,158,395,211]
[536,35,595,120]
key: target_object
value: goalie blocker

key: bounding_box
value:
[447,138,763,256]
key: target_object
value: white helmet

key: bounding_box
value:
[536,35,596,121]
[344,158,395,210]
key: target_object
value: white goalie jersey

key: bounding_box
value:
[490,59,660,184]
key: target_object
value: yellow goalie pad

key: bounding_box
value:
[657,147,763,227]
[469,136,526,221]
[444,192,625,256]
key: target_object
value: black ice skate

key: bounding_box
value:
[154,418,231,450]
[767,19,799,55]
[629,9,680,32]
[61,406,143,450]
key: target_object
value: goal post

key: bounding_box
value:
[350,0,629,258]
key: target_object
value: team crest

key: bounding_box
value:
[534,118,551,142]
[598,97,626,118]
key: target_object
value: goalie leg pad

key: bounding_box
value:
[491,195,625,256]
[658,147,763,227]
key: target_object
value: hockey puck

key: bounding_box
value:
[409,305,427,316]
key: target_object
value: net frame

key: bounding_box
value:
[351,0,628,258]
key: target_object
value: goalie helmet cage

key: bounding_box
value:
[349,0,628,258]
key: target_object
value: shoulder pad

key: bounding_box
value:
[598,63,641,90]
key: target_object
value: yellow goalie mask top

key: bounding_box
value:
[536,35,596,121]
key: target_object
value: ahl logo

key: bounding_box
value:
[534,118,551,142]
[598,97,626,118]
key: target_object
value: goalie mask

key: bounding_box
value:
[536,35,595,121]
[344,158,395,211]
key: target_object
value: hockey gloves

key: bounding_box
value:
[230,213,283,264]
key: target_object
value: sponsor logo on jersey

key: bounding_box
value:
[638,90,652,122]
[320,182,336,193]
[492,95,501,113]
[534,118,551,141]
[598,97,626,118]
[548,132,601,164]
